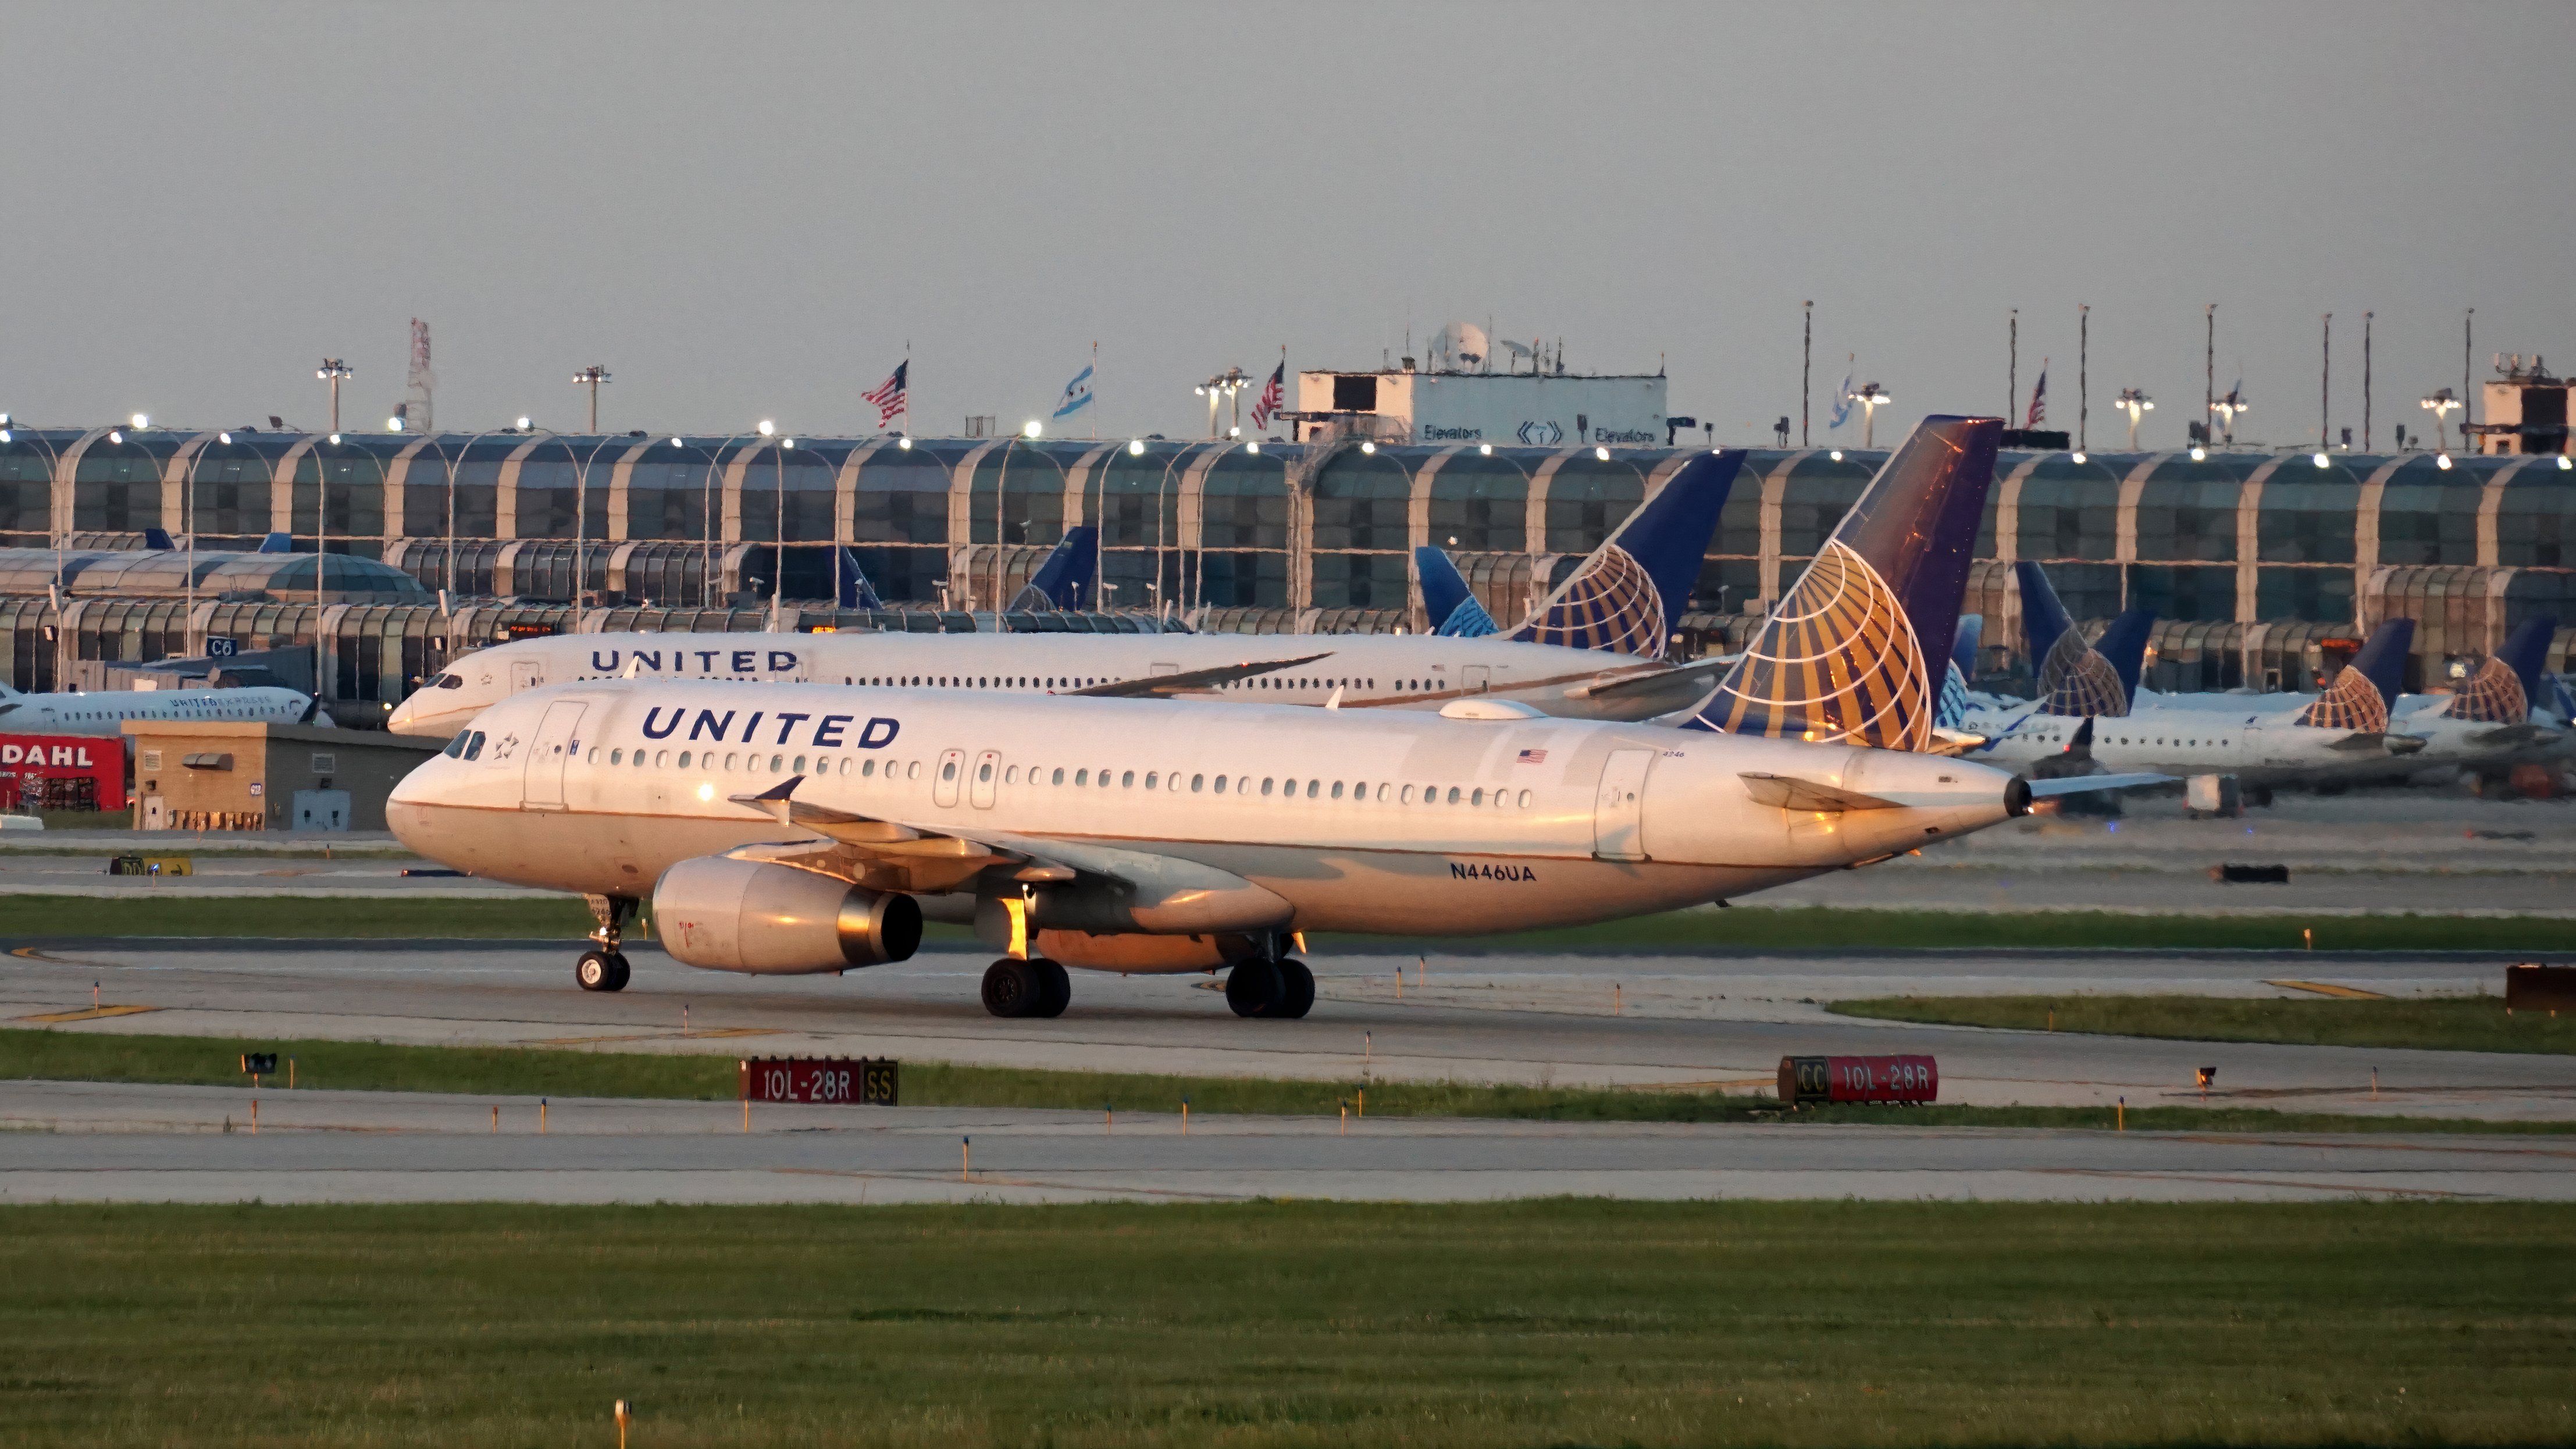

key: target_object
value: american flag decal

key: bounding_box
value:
[1517,748,1547,764]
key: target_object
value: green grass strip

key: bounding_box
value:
[1833,992,2576,1055]
[6,1026,2567,1135]
[2,1200,2573,1447]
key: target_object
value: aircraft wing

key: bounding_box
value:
[1566,657,1736,709]
[2327,731,2427,755]
[2025,772,2171,798]
[725,778,1077,894]
[1061,652,1331,698]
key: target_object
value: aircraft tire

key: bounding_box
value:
[603,952,632,992]
[576,949,619,992]
[1225,959,1284,1019]
[982,958,1041,1018]
[1030,959,1071,1019]
[1275,959,1315,1019]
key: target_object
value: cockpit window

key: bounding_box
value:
[462,731,486,761]
[443,733,469,759]
[433,673,464,690]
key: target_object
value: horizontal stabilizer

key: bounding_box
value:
[1738,771,1901,813]
[1064,651,1331,697]
[2025,772,2170,798]
[1567,657,1733,704]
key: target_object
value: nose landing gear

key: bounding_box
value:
[578,893,636,992]
[1225,956,1314,1019]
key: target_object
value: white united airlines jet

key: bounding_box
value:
[0,680,327,736]
[384,453,1747,739]
[386,416,2149,1014]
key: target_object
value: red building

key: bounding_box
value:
[0,735,126,813]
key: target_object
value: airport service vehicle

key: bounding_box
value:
[387,678,2133,1015]
[385,451,1746,739]
[0,680,326,736]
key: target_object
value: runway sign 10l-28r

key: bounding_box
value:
[1778,1054,1938,1106]
[738,1057,899,1106]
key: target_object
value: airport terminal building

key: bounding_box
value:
[1,422,2571,710]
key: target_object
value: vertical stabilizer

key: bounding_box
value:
[2019,561,2145,717]
[1415,546,1499,637]
[2450,614,2561,723]
[1684,416,2001,749]
[1506,450,1742,658]
[1008,526,1099,611]
[836,549,886,611]
[2299,618,2413,732]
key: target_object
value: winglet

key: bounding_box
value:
[729,774,806,824]
[1009,526,1100,611]
[142,527,175,551]
[1416,546,1499,637]
[1324,685,1344,710]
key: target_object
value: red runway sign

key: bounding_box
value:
[1777,1054,1939,1106]
[738,1056,899,1106]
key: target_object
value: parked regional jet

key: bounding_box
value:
[2389,615,2567,779]
[387,675,2141,1011]
[0,680,328,736]
[386,452,1747,738]
[1959,571,2424,789]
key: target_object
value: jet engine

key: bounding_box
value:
[652,857,921,974]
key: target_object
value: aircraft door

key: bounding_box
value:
[1463,665,1490,695]
[933,747,967,807]
[1592,748,1655,861]
[971,750,1002,809]
[510,660,546,696]
[522,700,587,810]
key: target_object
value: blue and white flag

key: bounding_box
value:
[1827,359,1856,431]
[1052,363,1094,419]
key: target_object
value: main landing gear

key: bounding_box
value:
[982,957,1070,1019]
[1225,957,1314,1019]
[578,894,636,993]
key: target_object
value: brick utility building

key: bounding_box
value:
[123,720,440,832]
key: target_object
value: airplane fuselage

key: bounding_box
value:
[386,630,1709,739]
[0,686,320,737]
[389,681,2020,961]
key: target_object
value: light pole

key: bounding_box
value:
[181,429,241,651]
[568,433,623,630]
[571,366,611,433]
[1851,382,1893,448]
[1196,369,1248,440]
[2421,389,2462,453]
[2210,390,2249,446]
[2114,389,2154,450]
[315,359,352,435]
[2077,304,2089,453]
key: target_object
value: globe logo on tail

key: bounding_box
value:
[2037,631,2130,718]
[2446,655,2528,725]
[2297,664,2390,733]
[1519,544,1667,658]
[1698,540,1932,751]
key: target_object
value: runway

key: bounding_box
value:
[5,1080,2568,1205]
[7,938,2569,1120]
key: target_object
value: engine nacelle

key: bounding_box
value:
[652,857,921,975]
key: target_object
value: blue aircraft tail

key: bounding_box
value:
[256,531,294,554]
[836,549,886,611]
[1507,450,1742,658]
[142,528,174,551]
[2016,561,2147,718]
[1686,417,2003,750]
[1935,615,1983,732]
[1415,546,1499,637]
[1950,614,1983,681]
[2299,618,2413,732]
[1008,525,1098,611]
[2444,614,2552,724]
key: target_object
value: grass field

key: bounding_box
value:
[1834,994,2576,1055]
[8,1026,2568,1136]
[1,1200,2569,1448]
[6,891,2576,952]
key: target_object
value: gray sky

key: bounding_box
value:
[5,2,2570,448]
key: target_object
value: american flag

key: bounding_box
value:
[1516,747,1548,765]
[863,360,908,430]
[2025,364,2048,428]
[1249,361,1284,430]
